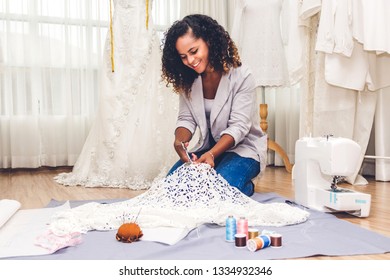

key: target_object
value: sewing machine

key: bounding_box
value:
[292,136,371,217]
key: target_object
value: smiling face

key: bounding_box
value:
[175,30,211,74]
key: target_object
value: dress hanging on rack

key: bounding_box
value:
[232,0,289,87]
[54,0,178,189]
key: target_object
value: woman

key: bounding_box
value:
[161,14,266,196]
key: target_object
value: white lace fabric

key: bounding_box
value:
[49,163,310,236]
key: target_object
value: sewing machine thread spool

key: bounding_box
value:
[270,233,282,248]
[248,228,259,239]
[247,235,271,252]
[235,233,247,248]
[237,217,248,239]
[225,215,236,242]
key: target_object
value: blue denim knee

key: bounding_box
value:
[214,152,260,196]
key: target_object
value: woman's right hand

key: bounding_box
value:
[174,140,192,163]
[173,127,193,162]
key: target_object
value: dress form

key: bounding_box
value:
[232,0,292,172]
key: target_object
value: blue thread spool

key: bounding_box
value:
[259,234,271,248]
[225,215,236,242]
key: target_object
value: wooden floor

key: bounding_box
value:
[0,165,389,260]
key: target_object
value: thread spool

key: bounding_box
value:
[237,217,248,239]
[270,233,282,248]
[247,237,263,252]
[261,229,275,236]
[247,235,271,252]
[248,228,259,239]
[225,215,236,242]
[235,233,247,248]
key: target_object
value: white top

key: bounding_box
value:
[353,0,390,54]
[204,98,214,129]
[316,0,390,56]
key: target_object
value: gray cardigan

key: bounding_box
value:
[176,65,265,163]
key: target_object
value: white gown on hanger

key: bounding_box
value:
[54,0,178,189]
[232,0,289,87]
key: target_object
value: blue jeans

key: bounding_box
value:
[167,151,260,197]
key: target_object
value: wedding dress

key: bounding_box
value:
[49,163,310,237]
[54,0,178,189]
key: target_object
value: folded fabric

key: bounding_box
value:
[141,227,191,245]
[0,202,71,259]
[0,199,21,228]
[35,230,83,253]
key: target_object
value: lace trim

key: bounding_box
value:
[54,168,167,190]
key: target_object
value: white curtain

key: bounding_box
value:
[152,0,180,31]
[262,85,301,167]
[0,0,108,168]
[179,0,231,30]
[0,0,180,169]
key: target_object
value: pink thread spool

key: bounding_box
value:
[236,217,248,239]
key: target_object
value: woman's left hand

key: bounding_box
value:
[195,152,215,168]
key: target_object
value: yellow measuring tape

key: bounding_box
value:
[109,0,114,72]
[146,0,149,30]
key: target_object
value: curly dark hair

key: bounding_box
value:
[161,14,241,96]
